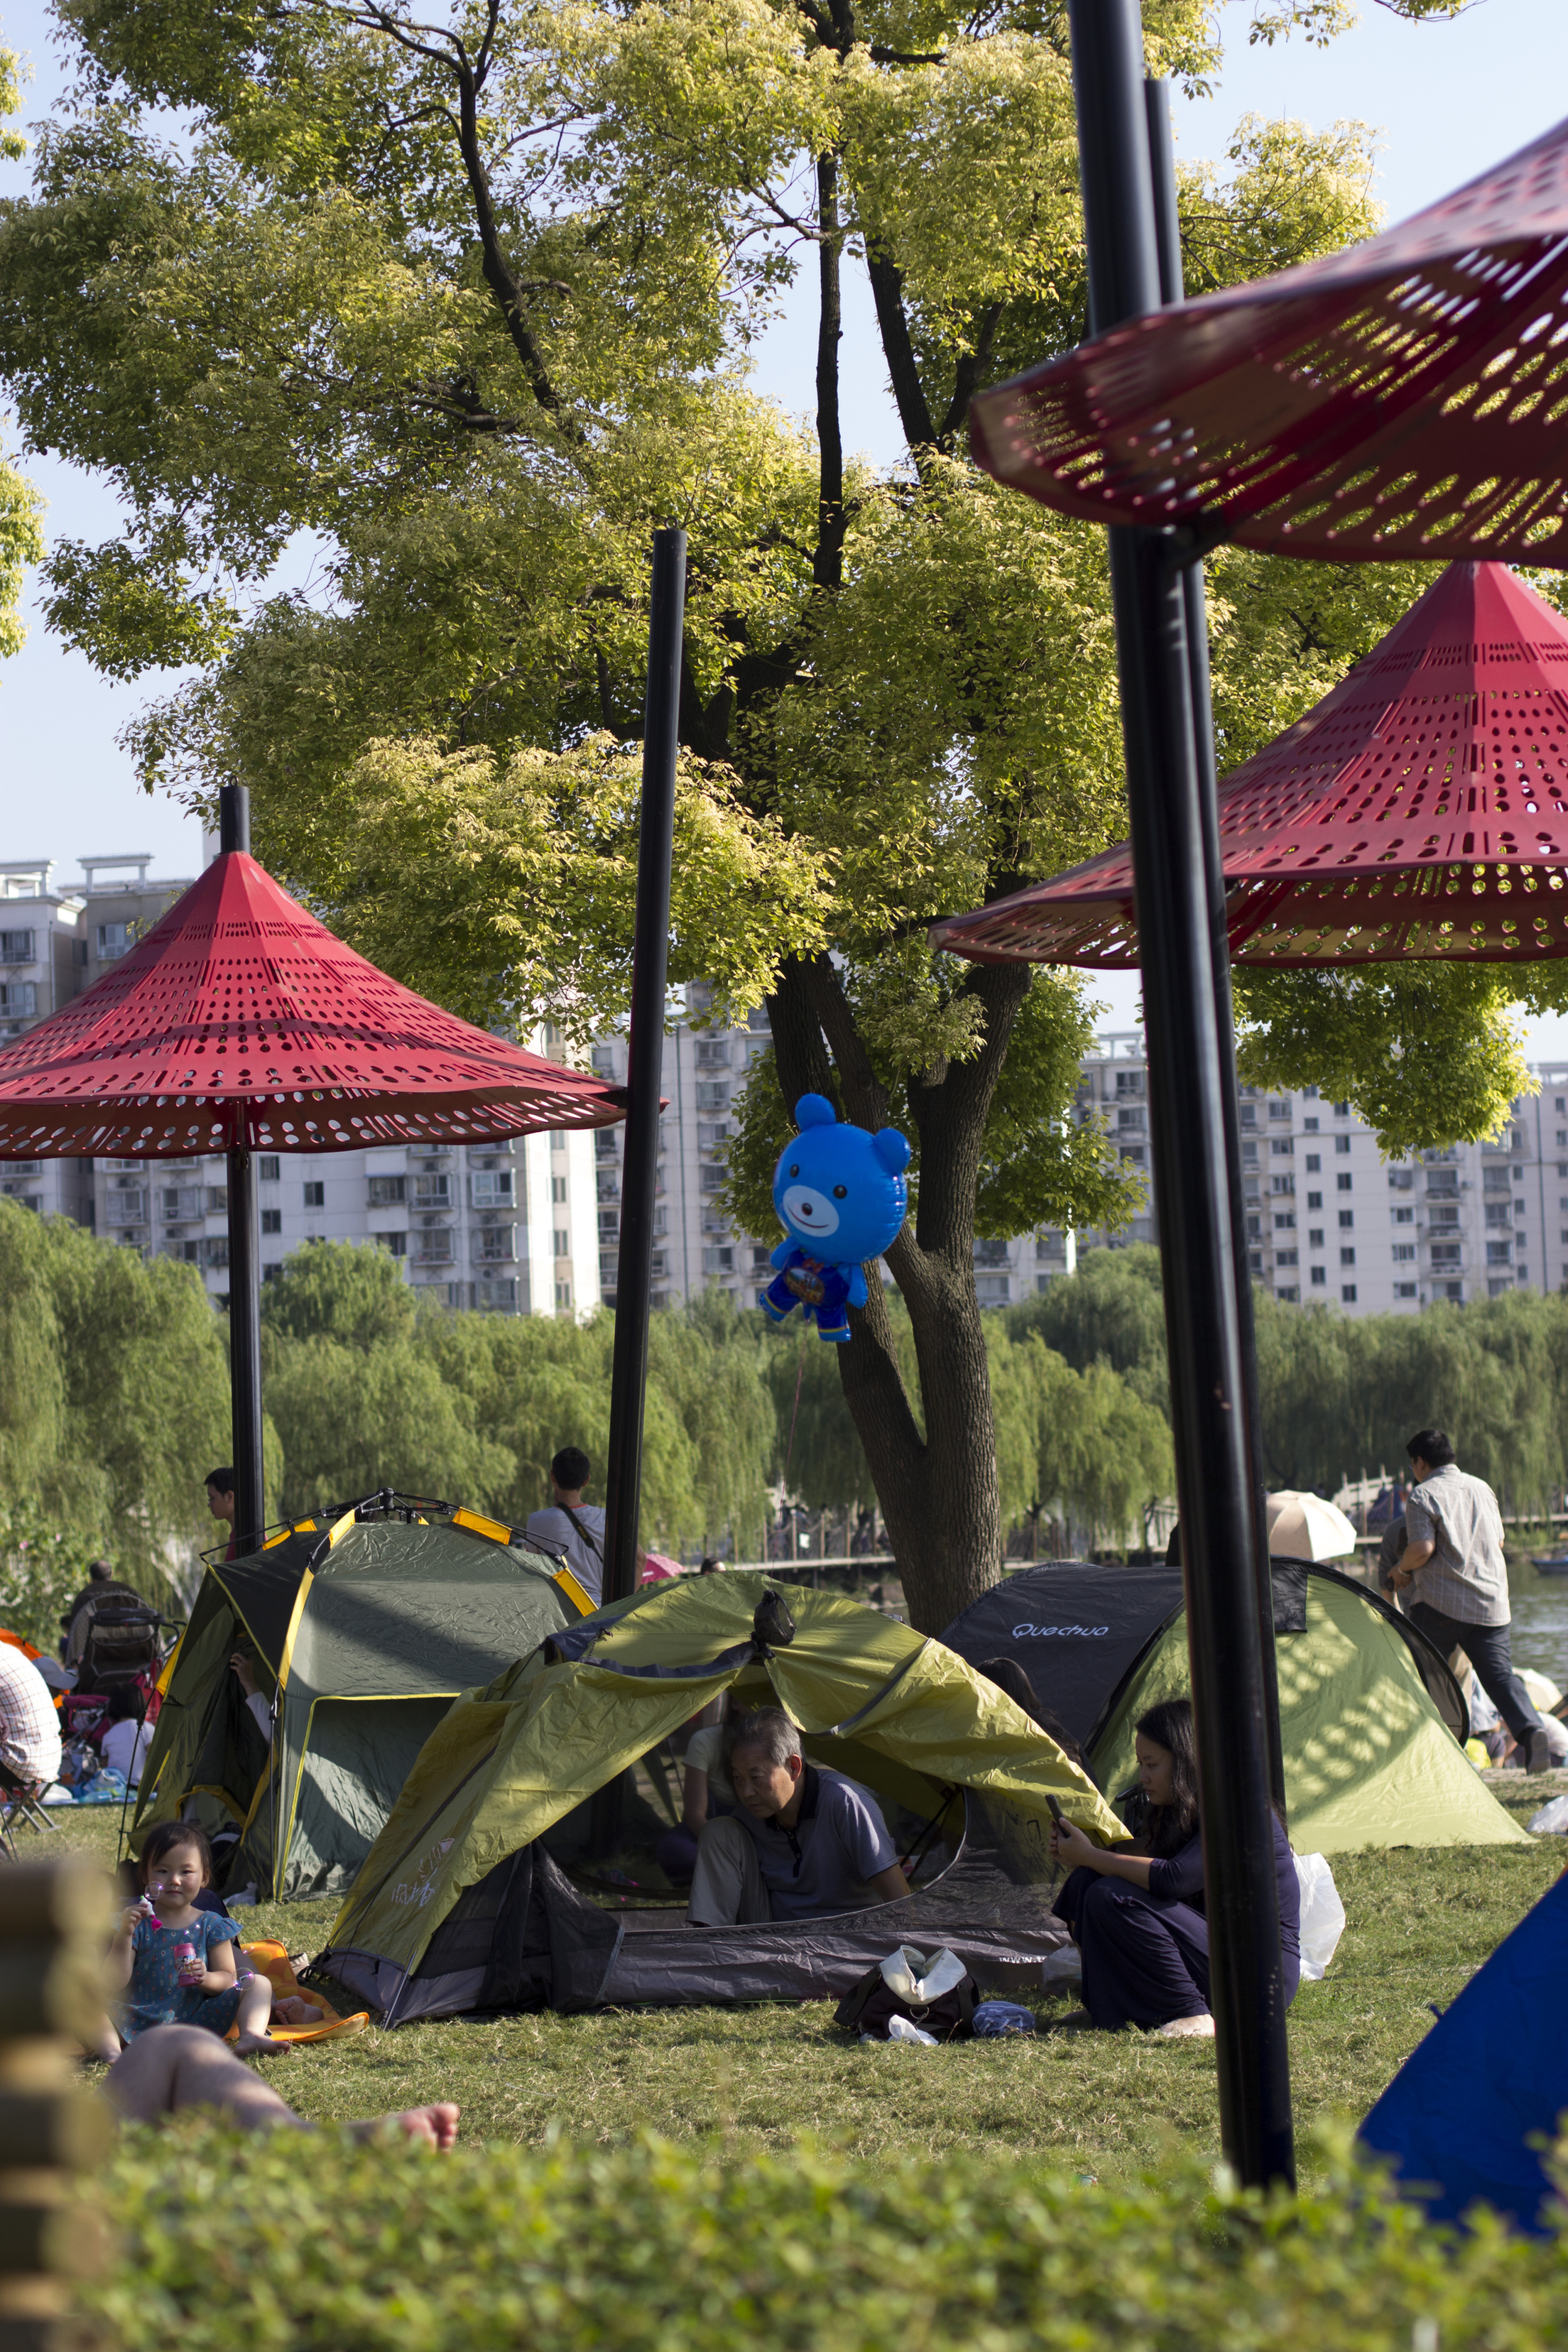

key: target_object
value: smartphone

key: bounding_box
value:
[1047,1795,1067,1828]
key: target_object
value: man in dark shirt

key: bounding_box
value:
[687,1707,909,1926]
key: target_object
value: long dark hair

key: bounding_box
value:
[1135,1697,1200,1857]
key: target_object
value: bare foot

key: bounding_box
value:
[348,2103,461,2150]
[233,2030,296,2056]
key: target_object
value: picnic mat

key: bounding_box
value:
[236,1940,370,2044]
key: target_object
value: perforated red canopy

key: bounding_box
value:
[931,560,1568,969]
[0,850,626,1158]
[970,114,1568,565]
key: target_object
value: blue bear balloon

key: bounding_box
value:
[760,1095,912,1344]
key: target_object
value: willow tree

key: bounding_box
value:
[0,0,1530,1625]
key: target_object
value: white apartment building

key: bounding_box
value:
[1076,1031,1568,1313]
[0,851,599,1318]
[12,846,1567,1321]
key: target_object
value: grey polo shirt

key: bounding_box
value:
[738,1767,897,1921]
[1403,1463,1511,1628]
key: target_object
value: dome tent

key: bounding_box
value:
[940,1562,1528,1854]
[309,1572,1123,2024]
[131,1496,590,1900]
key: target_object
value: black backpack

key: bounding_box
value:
[835,1945,978,2042]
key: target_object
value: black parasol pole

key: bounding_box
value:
[591,531,684,1859]
[219,784,266,1557]
[602,528,685,1605]
[1069,0,1293,2187]
[1143,77,1287,1824]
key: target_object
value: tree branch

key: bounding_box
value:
[865,245,936,449]
[936,301,1002,447]
[814,151,846,593]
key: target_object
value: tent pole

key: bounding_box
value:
[1068,0,1293,2189]
[593,528,685,1855]
[1143,77,1287,1824]
[219,784,266,1557]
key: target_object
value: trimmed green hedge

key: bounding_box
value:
[86,2124,1567,2352]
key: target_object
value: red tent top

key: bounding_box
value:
[969,114,1568,565]
[931,561,1568,969]
[0,851,626,1158]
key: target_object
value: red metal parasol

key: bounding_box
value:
[933,559,1568,969]
[969,115,1568,566]
[0,809,626,1556]
[0,845,624,1158]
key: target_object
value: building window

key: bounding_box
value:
[1305,1154,1321,1172]
[1248,1251,1263,1275]
[1341,1284,1357,1303]
[0,929,35,963]
[555,1281,573,1311]
[258,1157,280,1181]
[1392,1243,1415,1263]
[1393,1206,1413,1225]
[378,1232,408,1256]
[1306,1191,1322,1211]
[1335,1133,1351,1153]
[368,1174,407,1207]
[1241,1141,1258,1165]
[694,1082,730,1112]
[1338,1210,1354,1230]
[1340,1246,1356,1267]
[412,1174,451,1207]
[260,1209,282,1235]
[1269,1174,1295,1197]
[302,1181,325,1208]
[1272,1211,1295,1231]
[1275,1249,1298,1268]
[1395,1282,1418,1299]
[410,1232,454,1266]
[1308,1227,1324,1248]
[554,1228,570,1258]
[1276,1285,1299,1302]
[1270,1137,1293,1156]
[472,1227,515,1263]
[1337,1173,1353,1192]
[1309,1265,1326,1286]
[551,1174,567,1203]
[975,1274,1011,1305]
[1486,1241,1513,1265]
[0,982,37,1020]
[470,1171,514,1208]
[1333,1102,1350,1119]
[703,1245,736,1275]
[96,923,132,960]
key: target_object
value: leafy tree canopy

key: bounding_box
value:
[0,0,1524,1619]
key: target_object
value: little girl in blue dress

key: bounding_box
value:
[102,1821,289,2058]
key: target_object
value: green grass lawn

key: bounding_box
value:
[35,1770,1568,2185]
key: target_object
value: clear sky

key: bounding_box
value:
[3,0,1566,1047]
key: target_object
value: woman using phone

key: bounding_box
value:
[1048,1697,1300,2038]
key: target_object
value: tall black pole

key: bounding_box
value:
[1070,0,1293,2187]
[602,528,686,1602]
[1143,79,1287,1823]
[219,784,266,1557]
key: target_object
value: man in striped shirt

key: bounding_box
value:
[1389,1426,1552,1776]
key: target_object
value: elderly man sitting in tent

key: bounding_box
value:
[687,1707,909,1927]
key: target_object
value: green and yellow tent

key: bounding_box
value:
[312,1572,1122,2021]
[132,1500,588,1900]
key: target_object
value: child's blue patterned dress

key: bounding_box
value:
[120,1909,245,2042]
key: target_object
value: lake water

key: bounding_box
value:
[1507,1559,1568,1690]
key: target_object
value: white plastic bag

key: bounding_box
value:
[883,2013,939,2047]
[1040,1944,1083,1991]
[1294,1852,1346,1981]
[1527,1792,1568,1835]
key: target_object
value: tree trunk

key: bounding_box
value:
[767,952,1033,1633]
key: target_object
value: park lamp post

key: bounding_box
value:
[936,12,1568,2187]
[0,810,626,1557]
